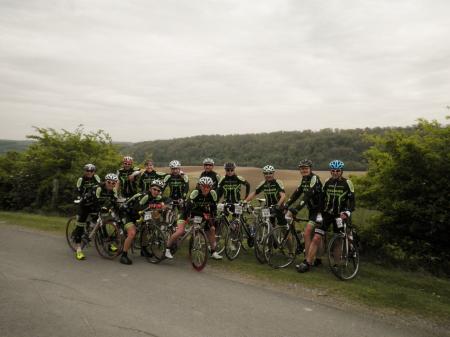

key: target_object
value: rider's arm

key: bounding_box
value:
[238,176,251,199]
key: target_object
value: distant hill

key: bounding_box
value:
[121,127,414,171]
[0,140,33,154]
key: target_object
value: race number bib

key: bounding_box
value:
[262,208,271,218]
[234,204,243,215]
[193,216,203,224]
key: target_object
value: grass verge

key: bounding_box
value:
[1,210,449,323]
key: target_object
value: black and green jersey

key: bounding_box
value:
[138,170,167,192]
[123,192,165,219]
[185,189,218,216]
[217,175,250,203]
[94,184,118,211]
[322,177,355,216]
[286,173,323,212]
[117,167,140,198]
[76,175,101,203]
[198,171,221,190]
[163,174,189,200]
[255,179,285,206]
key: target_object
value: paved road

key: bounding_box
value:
[0,225,437,337]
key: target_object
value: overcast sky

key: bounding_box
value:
[0,0,449,142]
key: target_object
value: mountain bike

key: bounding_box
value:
[66,204,123,259]
[137,205,167,263]
[327,217,360,280]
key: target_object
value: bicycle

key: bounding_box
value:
[66,203,123,259]
[264,216,308,269]
[161,213,210,271]
[253,200,278,264]
[223,202,257,261]
[327,217,360,280]
[137,205,168,263]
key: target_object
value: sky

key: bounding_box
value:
[0,0,449,142]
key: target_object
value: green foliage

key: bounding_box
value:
[354,118,450,275]
[121,127,413,170]
[0,126,121,213]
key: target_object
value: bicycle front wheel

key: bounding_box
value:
[189,229,208,271]
[144,225,166,264]
[215,217,229,255]
[225,219,243,261]
[327,234,360,280]
[94,220,123,259]
[265,226,297,269]
[254,223,269,264]
[65,217,78,252]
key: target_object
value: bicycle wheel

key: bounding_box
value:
[265,226,297,269]
[327,233,360,280]
[144,225,166,264]
[189,229,208,271]
[94,220,123,259]
[65,217,90,252]
[254,223,269,264]
[215,217,229,255]
[225,219,243,261]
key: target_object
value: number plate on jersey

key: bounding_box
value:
[335,218,343,228]
[234,204,243,215]
[262,208,271,218]
[193,216,203,224]
[144,212,152,221]
[217,203,225,212]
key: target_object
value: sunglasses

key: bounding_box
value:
[204,164,213,167]
[85,170,94,173]
[226,169,234,172]
[263,172,273,175]
[331,169,342,173]
[151,187,161,193]
[106,180,117,185]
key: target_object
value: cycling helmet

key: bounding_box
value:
[84,163,96,171]
[262,165,275,174]
[169,160,181,168]
[105,173,119,182]
[203,158,214,165]
[224,162,236,170]
[150,179,165,190]
[329,160,344,170]
[298,159,313,168]
[198,176,214,187]
[123,156,133,165]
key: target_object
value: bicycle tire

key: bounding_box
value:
[225,219,243,260]
[65,216,91,252]
[144,225,166,264]
[254,223,269,264]
[265,226,297,269]
[94,220,123,259]
[189,229,208,271]
[215,217,229,255]
[327,233,360,280]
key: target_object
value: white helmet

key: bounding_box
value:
[262,165,275,174]
[203,158,214,165]
[198,176,214,187]
[105,173,119,181]
[83,163,96,171]
[169,160,181,168]
[150,179,165,190]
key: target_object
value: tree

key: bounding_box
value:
[0,126,121,213]
[355,118,450,274]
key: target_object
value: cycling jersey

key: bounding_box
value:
[322,177,355,216]
[286,173,323,213]
[217,175,250,203]
[254,179,285,206]
[183,189,218,217]
[94,184,119,211]
[117,167,140,198]
[76,175,101,204]
[163,174,189,200]
[138,170,167,192]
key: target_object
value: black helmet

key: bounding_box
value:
[224,162,236,170]
[298,159,313,168]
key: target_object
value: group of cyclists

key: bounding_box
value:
[74,155,355,273]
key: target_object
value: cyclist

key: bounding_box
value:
[73,164,101,260]
[138,159,167,193]
[284,159,323,266]
[120,179,166,264]
[217,162,250,203]
[245,165,286,226]
[165,176,222,260]
[198,158,220,190]
[163,160,189,208]
[296,160,355,273]
[117,156,140,198]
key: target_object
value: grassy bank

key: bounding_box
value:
[1,210,449,323]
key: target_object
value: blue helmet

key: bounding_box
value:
[329,160,344,170]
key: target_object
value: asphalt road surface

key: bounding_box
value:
[0,225,439,337]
